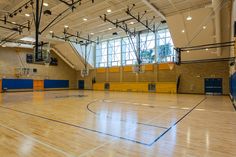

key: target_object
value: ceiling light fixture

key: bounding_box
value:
[182,29,185,33]
[130,22,134,25]
[206,48,209,51]
[187,50,190,53]
[90,33,94,35]
[203,26,207,29]
[83,18,88,21]
[107,9,111,13]
[25,13,30,17]
[64,25,69,28]
[186,9,192,21]
[43,3,49,7]
[186,15,192,21]
[108,28,112,30]
[49,31,53,33]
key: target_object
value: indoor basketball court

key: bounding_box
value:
[0,0,236,157]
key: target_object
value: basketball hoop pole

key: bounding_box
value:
[35,0,40,61]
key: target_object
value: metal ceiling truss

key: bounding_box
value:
[6,0,34,19]
[179,41,235,52]
[0,18,30,34]
[57,0,95,7]
[63,28,97,44]
[51,30,97,46]
[40,0,95,34]
[40,1,83,34]
[100,14,136,37]
[125,4,156,33]
[175,41,235,65]
[99,4,159,67]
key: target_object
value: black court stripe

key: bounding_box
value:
[86,100,168,129]
[233,103,236,111]
[228,95,236,111]
[0,105,150,146]
[148,97,207,146]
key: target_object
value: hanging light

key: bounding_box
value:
[43,3,49,7]
[186,15,192,21]
[186,9,192,21]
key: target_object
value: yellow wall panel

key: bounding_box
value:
[109,67,120,73]
[96,68,106,73]
[93,82,176,93]
[123,66,133,72]
[144,64,154,71]
[158,63,170,70]
[93,83,104,90]
[159,63,175,70]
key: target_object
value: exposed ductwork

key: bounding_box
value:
[212,0,222,56]
[141,0,166,20]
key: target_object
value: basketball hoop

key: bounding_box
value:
[81,69,89,77]
[44,62,50,68]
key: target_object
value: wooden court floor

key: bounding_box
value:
[0,90,235,157]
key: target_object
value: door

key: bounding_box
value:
[205,78,222,95]
[78,80,85,90]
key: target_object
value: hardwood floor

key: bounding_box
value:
[0,90,235,157]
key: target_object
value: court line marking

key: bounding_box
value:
[0,123,76,157]
[148,97,207,146]
[86,99,168,129]
[0,105,152,146]
[77,109,172,157]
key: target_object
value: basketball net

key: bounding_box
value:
[168,63,175,70]
[81,69,89,77]
[45,62,50,68]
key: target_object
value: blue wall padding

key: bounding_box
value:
[44,80,69,88]
[231,72,236,100]
[2,79,33,90]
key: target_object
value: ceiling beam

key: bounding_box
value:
[141,0,166,20]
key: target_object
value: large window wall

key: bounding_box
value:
[96,42,108,67]
[95,28,175,68]
[156,29,175,63]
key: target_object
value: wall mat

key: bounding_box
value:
[44,80,69,89]
[2,79,33,90]
[230,72,236,100]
